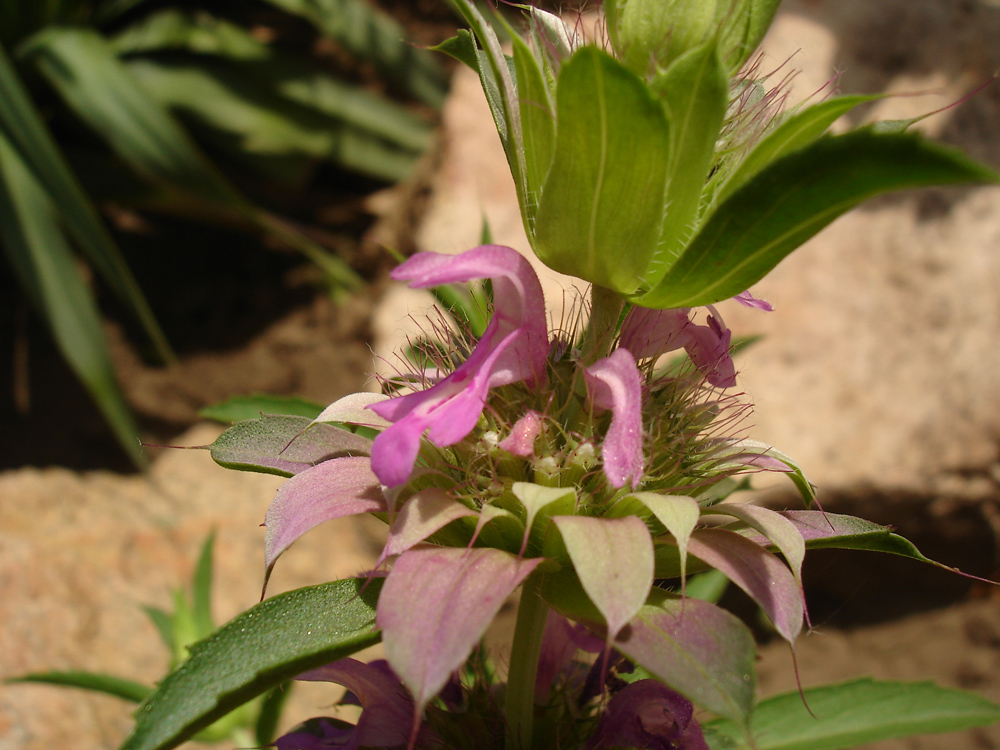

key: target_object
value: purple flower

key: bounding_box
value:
[368,246,549,487]
[587,680,710,750]
[584,349,645,488]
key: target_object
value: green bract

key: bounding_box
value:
[443,0,996,302]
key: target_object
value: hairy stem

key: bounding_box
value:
[505,577,549,750]
[582,284,624,364]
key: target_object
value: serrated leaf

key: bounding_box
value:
[206,414,372,477]
[199,394,324,424]
[635,130,998,308]
[119,578,383,750]
[534,46,671,294]
[8,671,151,703]
[703,678,1000,750]
[615,593,757,727]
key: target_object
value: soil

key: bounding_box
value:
[3,1,1000,749]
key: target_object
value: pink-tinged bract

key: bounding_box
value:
[584,349,646,488]
[377,546,542,713]
[264,456,384,574]
[553,515,654,642]
[368,246,548,486]
[687,528,804,644]
[378,488,476,564]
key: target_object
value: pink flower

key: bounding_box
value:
[368,246,549,486]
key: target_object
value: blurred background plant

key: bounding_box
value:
[0,0,448,467]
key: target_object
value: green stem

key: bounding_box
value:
[581,285,623,364]
[505,576,549,750]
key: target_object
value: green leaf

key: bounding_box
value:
[199,394,324,424]
[0,42,172,365]
[635,130,998,308]
[261,0,448,109]
[715,94,880,206]
[191,532,215,636]
[118,578,383,750]
[703,678,1000,750]
[141,605,175,652]
[8,671,151,703]
[509,25,555,206]
[0,133,145,466]
[254,682,293,746]
[533,46,671,294]
[109,9,271,59]
[646,40,729,282]
[26,27,243,205]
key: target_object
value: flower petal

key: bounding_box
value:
[368,246,549,486]
[683,310,736,388]
[734,290,773,312]
[553,515,654,642]
[619,306,690,360]
[499,410,545,457]
[584,348,645,488]
[586,679,710,750]
[264,457,384,575]
[377,546,541,713]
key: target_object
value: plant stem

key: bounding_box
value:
[505,576,549,750]
[582,284,623,364]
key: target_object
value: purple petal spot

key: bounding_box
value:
[584,349,645,488]
[499,410,544,457]
[368,246,549,487]
[587,680,709,750]
[734,289,774,312]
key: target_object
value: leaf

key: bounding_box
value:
[118,578,383,750]
[703,678,1000,750]
[191,532,215,636]
[705,504,805,587]
[378,547,541,713]
[0,42,172,365]
[254,682,293,747]
[0,133,145,467]
[26,27,242,206]
[510,29,555,204]
[512,483,577,555]
[625,492,700,592]
[109,8,271,59]
[206,414,372,477]
[615,593,757,727]
[8,671,151,703]
[533,46,671,294]
[264,457,384,573]
[552,516,654,641]
[635,130,998,308]
[715,95,880,205]
[646,40,729,282]
[687,529,803,644]
[261,0,448,109]
[380,488,476,563]
[199,394,324,424]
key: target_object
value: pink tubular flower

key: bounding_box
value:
[368,246,549,486]
[584,349,645,489]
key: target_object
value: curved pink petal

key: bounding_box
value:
[684,310,736,388]
[619,306,690,360]
[377,546,542,713]
[368,246,549,487]
[734,289,773,311]
[264,456,384,574]
[584,349,645,488]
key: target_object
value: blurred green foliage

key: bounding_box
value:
[0,0,447,466]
